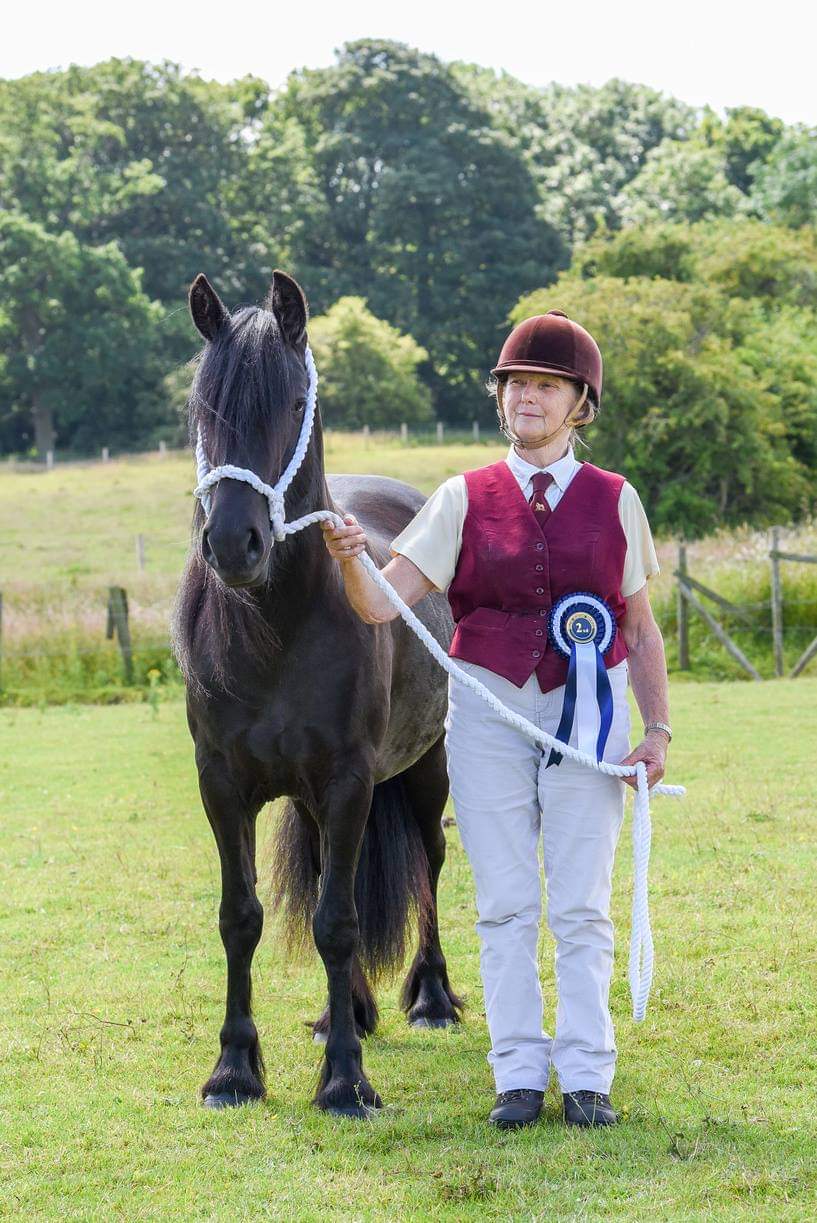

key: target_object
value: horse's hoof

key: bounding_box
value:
[410,1015,457,1030]
[202,1092,260,1109]
[312,1029,328,1045]
[325,1101,380,1120]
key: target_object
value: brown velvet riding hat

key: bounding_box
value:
[491,309,603,405]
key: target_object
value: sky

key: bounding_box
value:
[4,0,816,127]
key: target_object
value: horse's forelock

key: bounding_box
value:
[189,305,295,470]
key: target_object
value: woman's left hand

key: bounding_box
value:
[618,731,668,790]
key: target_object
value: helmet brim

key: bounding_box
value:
[490,362,581,380]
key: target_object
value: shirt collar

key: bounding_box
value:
[505,443,579,492]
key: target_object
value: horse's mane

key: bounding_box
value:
[170,306,327,700]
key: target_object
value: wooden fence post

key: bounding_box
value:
[106,586,134,684]
[679,586,762,681]
[791,635,817,678]
[135,534,145,571]
[677,543,690,670]
[159,440,167,457]
[400,423,408,443]
[770,527,784,677]
[102,446,109,463]
[363,424,370,448]
[472,420,480,442]
[436,421,444,444]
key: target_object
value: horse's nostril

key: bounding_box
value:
[201,528,216,567]
[246,527,263,565]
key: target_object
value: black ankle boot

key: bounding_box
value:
[488,1088,544,1130]
[562,1090,618,1127]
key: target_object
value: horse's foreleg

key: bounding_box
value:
[399,735,464,1028]
[198,764,265,1108]
[312,773,382,1118]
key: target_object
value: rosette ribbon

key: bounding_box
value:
[545,592,616,769]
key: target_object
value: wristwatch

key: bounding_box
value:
[644,721,672,742]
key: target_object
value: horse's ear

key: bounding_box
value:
[265,269,308,346]
[189,273,229,342]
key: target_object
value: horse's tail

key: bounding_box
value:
[270,774,432,978]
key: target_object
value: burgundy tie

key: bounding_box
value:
[528,471,554,525]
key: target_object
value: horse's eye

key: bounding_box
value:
[293,398,306,414]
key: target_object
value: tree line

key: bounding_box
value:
[1,40,815,532]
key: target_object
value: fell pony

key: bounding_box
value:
[171,270,462,1117]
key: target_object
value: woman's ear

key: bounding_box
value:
[568,382,595,428]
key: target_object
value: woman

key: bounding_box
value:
[320,310,671,1130]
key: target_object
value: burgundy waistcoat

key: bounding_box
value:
[447,459,629,692]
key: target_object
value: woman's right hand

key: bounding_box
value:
[320,513,368,562]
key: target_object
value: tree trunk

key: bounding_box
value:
[20,305,55,460]
[32,394,56,459]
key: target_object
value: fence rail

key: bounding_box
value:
[674,529,817,680]
[2,526,817,696]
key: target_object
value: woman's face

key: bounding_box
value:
[502,370,581,446]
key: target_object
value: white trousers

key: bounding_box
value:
[443,657,631,1095]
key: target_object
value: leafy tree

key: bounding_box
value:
[718,106,785,193]
[268,39,565,418]
[615,138,751,226]
[0,60,267,309]
[687,219,817,307]
[511,274,812,534]
[308,296,433,429]
[750,126,817,227]
[0,213,165,456]
[573,218,817,307]
[453,70,698,243]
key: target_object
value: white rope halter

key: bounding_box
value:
[192,344,684,1022]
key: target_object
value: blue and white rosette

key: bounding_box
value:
[546,592,616,769]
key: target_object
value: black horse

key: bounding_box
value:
[171,270,463,1117]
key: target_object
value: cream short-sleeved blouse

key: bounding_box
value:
[389,444,659,597]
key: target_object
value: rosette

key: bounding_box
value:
[546,592,617,769]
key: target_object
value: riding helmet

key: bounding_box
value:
[492,310,603,406]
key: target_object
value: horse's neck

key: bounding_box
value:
[260,468,340,619]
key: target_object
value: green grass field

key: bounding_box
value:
[2,436,817,703]
[2,679,816,1219]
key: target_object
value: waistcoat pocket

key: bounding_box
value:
[462,606,511,630]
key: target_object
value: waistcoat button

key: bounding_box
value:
[535,629,543,636]
[535,587,544,594]
[532,650,540,657]
[539,609,547,616]
[535,564,544,571]
[536,543,544,551]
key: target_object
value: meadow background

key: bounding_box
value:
[2,678,817,1219]
[3,33,817,1223]
[1,436,816,705]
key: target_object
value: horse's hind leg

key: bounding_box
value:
[399,735,464,1028]
[311,956,379,1044]
[198,761,266,1108]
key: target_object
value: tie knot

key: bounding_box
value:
[531,471,554,494]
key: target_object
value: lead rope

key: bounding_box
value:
[193,345,684,1022]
